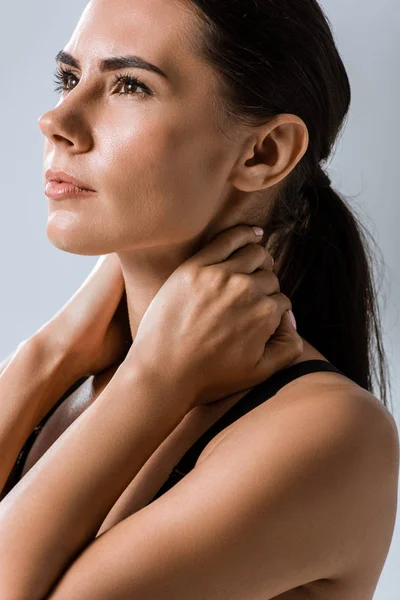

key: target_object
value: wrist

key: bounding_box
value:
[0,333,85,452]
[118,352,196,418]
[29,325,85,385]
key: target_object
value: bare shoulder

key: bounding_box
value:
[46,372,398,600]
[278,368,398,442]
[198,373,399,595]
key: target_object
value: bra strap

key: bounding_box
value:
[149,360,344,505]
[177,360,344,475]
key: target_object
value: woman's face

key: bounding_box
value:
[38,0,243,256]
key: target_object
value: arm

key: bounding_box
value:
[45,388,399,600]
[1,365,397,600]
[0,362,190,600]
[0,334,81,494]
[0,348,16,376]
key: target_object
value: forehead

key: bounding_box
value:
[65,0,204,81]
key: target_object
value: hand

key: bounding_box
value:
[36,254,132,379]
[125,225,303,409]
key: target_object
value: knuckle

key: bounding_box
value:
[268,272,280,292]
[230,273,259,302]
[261,297,277,317]
[182,263,200,285]
[206,264,227,289]
[230,272,252,293]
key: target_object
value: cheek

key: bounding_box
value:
[96,117,225,240]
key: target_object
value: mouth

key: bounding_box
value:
[45,168,96,192]
[45,181,97,200]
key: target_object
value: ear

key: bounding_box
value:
[229,114,309,193]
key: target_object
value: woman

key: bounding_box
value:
[0,0,398,598]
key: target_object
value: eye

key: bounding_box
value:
[113,73,153,98]
[52,67,153,98]
[53,67,79,94]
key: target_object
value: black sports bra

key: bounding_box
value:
[0,360,345,503]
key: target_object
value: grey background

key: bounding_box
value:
[0,1,398,596]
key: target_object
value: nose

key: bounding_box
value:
[38,105,93,153]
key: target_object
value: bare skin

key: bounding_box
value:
[1,0,392,597]
[12,338,397,599]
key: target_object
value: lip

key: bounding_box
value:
[45,181,97,200]
[45,168,96,192]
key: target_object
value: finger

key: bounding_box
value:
[249,269,280,295]
[254,311,303,382]
[257,292,293,334]
[68,254,125,314]
[89,254,123,287]
[91,253,121,278]
[188,225,265,267]
[220,243,274,275]
[77,254,119,291]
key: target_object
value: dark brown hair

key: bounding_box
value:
[179,0,392,410]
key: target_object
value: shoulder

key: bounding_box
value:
[199,376,399,584]
[227,367,398,458]
[47,377,398,600]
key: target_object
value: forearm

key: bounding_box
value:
[0,334,80,493]
[0,362,190,600]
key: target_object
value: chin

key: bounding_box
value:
[46,215,110,256]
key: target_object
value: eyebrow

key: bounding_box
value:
[55,50,168,80]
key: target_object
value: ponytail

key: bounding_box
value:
[268,165,392,409]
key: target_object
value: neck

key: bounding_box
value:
[117,240,198,342]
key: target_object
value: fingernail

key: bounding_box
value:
[288,310,297,330]
[252,227,264,237]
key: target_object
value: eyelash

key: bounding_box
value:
[52,66,153,98]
